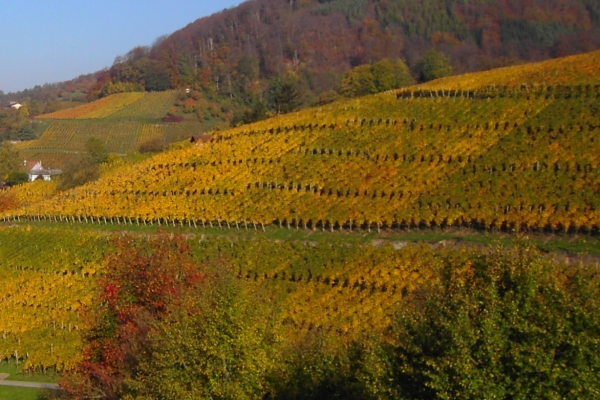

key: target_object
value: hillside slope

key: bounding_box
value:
[3,51,600,233]
[15,91,198,169]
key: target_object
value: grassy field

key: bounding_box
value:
[2,218,600,257]
[0,364,58,400]
[0,386,48,400]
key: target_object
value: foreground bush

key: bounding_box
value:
[392,246,600,399]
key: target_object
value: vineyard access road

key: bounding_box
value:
[0,380,58,390]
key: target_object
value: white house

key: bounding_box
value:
[3,101,22,110]
[25,160,61,182]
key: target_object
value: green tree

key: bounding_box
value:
[0,141,21,181]
[392,247,600,398]
[135,271,272,399]
[85,137,109,165]
[57,155,101,191]
[242,97,269,124]
[339,64,375,97]
[417,49,453,82]
[372,59,397,92]
[6,171,28,185]
[392,58,415,88]
[268,74,302,114]
[10,123,35,141]
[28,100,41,116]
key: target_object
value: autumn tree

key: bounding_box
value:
[60,234,203,400]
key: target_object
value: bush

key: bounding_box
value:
[416,49,453,82]
[57,155,101,191]
[391,246,600,399]
[138,137,167,153]
[162,115,184,123]
[6,171,29,185]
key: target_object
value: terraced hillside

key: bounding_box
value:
[416,50,600,90]
[4,51,599,234]
[35,92,176,120]
[16,91,196,169]
[0,227,106,371]
[1,53,599,396]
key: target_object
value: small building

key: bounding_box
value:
[3,101,22,110]
[25,160,62,182]
[190,135,214,145]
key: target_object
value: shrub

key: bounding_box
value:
[162,115,184,123]
[138,137,166,153]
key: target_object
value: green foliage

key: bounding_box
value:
[500,19,578,56]
[57,136,108,190]
[268,74,302,115]
[6,171,29,185]
[239,97,269,125]
[312,0,368,26]
[137,137,166,153]
[141,60,171,92]
[10,123,36,141]
[392,247,600,399]
[0,141,21,181]
[339,59,414,97]
[339,65,375,97]
[84,137,108,165]
[57,155,100,191]
[135,270,272,399]
[371,59,399,91]
[417,49,453,82]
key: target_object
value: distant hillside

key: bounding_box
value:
[3,0,599,143]
[3,50,599,234]
[16,91,202,169]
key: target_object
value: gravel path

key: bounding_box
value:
[0,380,59,389]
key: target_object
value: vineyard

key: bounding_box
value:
[0,51,598,394]
[35,91,178,121]
[107,91,178,120]
[0,227,106,372]
[3,50,599,234]
[35,93,144,120]
[0,226,437,372]
[416,49,600,90]
[15,120,196,169]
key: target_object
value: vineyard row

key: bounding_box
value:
[3,212,598,235]
[395,84,600,100]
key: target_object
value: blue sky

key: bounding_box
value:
[0,0,245,94]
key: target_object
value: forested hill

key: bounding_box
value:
[92,0,600,99]
[3,0,599,136]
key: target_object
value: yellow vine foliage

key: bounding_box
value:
[416,49,600,90]
[36,92,144,120]
[4,50,600,233]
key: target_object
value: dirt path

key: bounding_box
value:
[0,380,58,390]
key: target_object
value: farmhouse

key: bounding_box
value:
[2,101,22,110]
[25,160,62,182]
